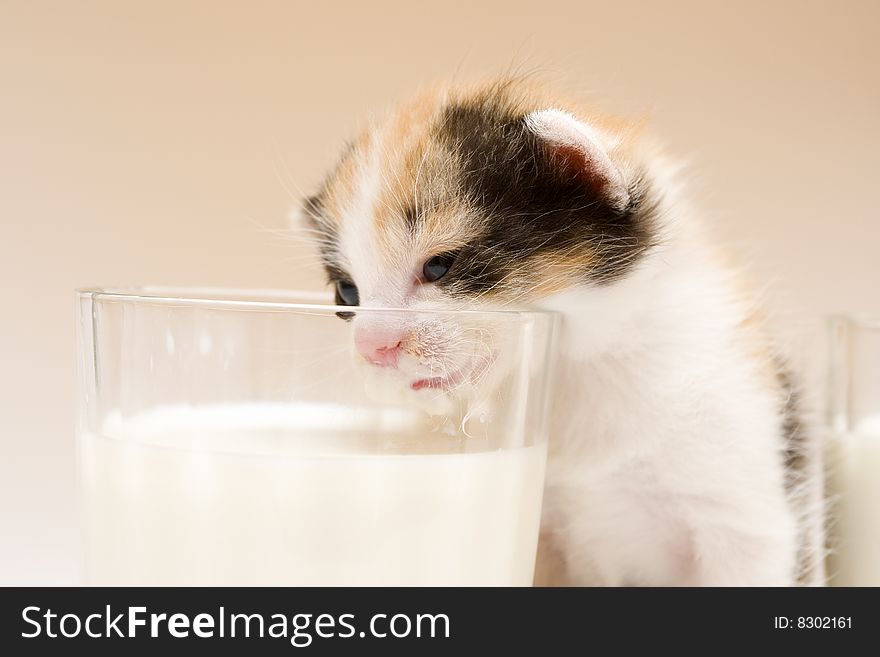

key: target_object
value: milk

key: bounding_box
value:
[825,416,880,586]
[79,403,547,586]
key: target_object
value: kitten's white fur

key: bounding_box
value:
[540,232,795,584]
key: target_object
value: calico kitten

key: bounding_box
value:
[300,78,824,586]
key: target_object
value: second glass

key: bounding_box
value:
[825,314,880,586]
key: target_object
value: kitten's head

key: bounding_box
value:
[301,79,658,411]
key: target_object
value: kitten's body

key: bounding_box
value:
[540,209,820,585]
[302,79,824,586]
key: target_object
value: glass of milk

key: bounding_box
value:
[76,288,557,586]
[825,314,880,586]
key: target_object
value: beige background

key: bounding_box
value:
[1,1,878,584]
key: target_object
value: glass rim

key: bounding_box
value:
[829,313,880,330]
[76,286,560,321]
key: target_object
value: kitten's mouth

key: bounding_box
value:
[410,374,460,391]
[410,378,442,391]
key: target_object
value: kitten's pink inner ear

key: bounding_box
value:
[524,109,630,210]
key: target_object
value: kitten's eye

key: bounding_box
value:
[335,280,359,306]
[422,251,458,283]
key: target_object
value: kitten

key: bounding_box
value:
[300,78,824,586]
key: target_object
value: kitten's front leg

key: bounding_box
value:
[685,526,797,586]
[532,531,569,586]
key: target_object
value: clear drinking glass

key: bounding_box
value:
[76,288,557,586]
[825,315,880,586]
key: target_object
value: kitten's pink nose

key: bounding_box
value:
[355,327,404,367]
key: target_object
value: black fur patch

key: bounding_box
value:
[302,194,324,227]
[432,92,657,297]
[300,192,347,286]
[776,364,819,585]
[778,368,807,489]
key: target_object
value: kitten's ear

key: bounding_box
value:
[524,109,630,210]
